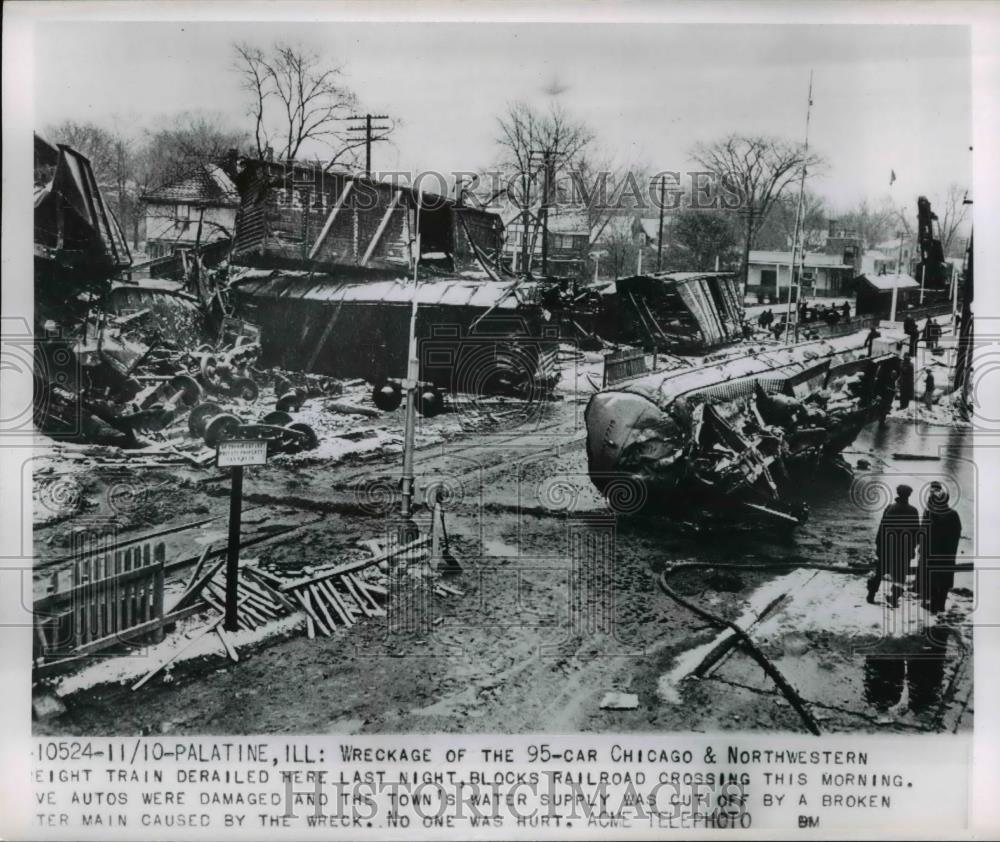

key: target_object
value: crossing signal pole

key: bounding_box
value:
[346,113,391,177]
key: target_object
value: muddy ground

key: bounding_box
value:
[33,349,975,737]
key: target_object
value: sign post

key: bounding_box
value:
[216,439,268,632]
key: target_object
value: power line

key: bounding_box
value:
[345,113,391,177]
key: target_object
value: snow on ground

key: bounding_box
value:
[54,611,305,698]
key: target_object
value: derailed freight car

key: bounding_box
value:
[596,271,746,352]
[229,158,504,276]
[229,271,560,410]
[585,333,899,525]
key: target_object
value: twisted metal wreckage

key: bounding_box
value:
[34,135,899,528]
[585,335,899,524]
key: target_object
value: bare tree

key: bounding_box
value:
[755,191,827,251]
[568,152,647,248]
[493,101,593,273]
[691,134,823,296]
[936,184,971,256]
[234,41,375,169]
[46,120,137,243]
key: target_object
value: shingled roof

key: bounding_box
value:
[143,164,240,208]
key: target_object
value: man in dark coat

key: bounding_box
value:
[868,484,920,607]
[917,482,962,613]
[898,353,914,409]
[863,322,881,356]
[903,314,919,357]
[922,368,936,410]
[841,300,851,321]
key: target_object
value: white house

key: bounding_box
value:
[143,164,240,260]
[746,249,855,302]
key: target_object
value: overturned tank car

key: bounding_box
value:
[585,334,899,525]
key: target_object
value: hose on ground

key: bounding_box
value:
[657,561,869,736]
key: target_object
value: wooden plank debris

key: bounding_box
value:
[131,614,224,691]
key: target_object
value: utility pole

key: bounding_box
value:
[346,113,391,177]
[785,70,814,345]
[524,148,562,278]
[540,150,553,276]
[400,188,421,521]
[656,176,666,272]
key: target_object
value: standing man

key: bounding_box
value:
[922,368,935,410]
[868,484,921,608]
[863,321,881,357]
[903,313,919,357]
[875,362,899,426]
[929,318,942,350]
[899,352,915,409]
[917,482,962,614]
[841,300,851,321]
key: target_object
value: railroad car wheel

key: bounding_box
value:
[275,388,305,412]
[261,410,293,426]
[287,422,319,451]
[169,374,203,407]
[230,376,260,401]
[203,413,241,447]
[418,388,444,418]
[372,382,403,412]
[188,402,222,437]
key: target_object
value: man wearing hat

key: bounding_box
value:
[868,484,920,607]
[917,482,963,614]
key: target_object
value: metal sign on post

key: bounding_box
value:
[216,439,268,468]
[216,439,268,631]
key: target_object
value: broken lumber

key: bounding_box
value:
[216,627,239,662]
[309,583,341,631]
[172,557,226,613]
[295,589,331,637]
[131,614,224,690]
[185,544,213,592]
[279,536,430,591]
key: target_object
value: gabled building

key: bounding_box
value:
[142,164,240,260]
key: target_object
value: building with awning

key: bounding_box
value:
[746,250,855,302]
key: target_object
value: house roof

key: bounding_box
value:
[144,164,240,207]
[858,273,919,291]
[749,250,852,268]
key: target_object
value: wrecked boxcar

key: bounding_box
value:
[596,271,745,353]
[34,133,132,313]
[229,271,559,411]
[229,158,504,276]
[585,334,899,524]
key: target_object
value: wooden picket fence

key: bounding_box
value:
[34,540,167,664]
